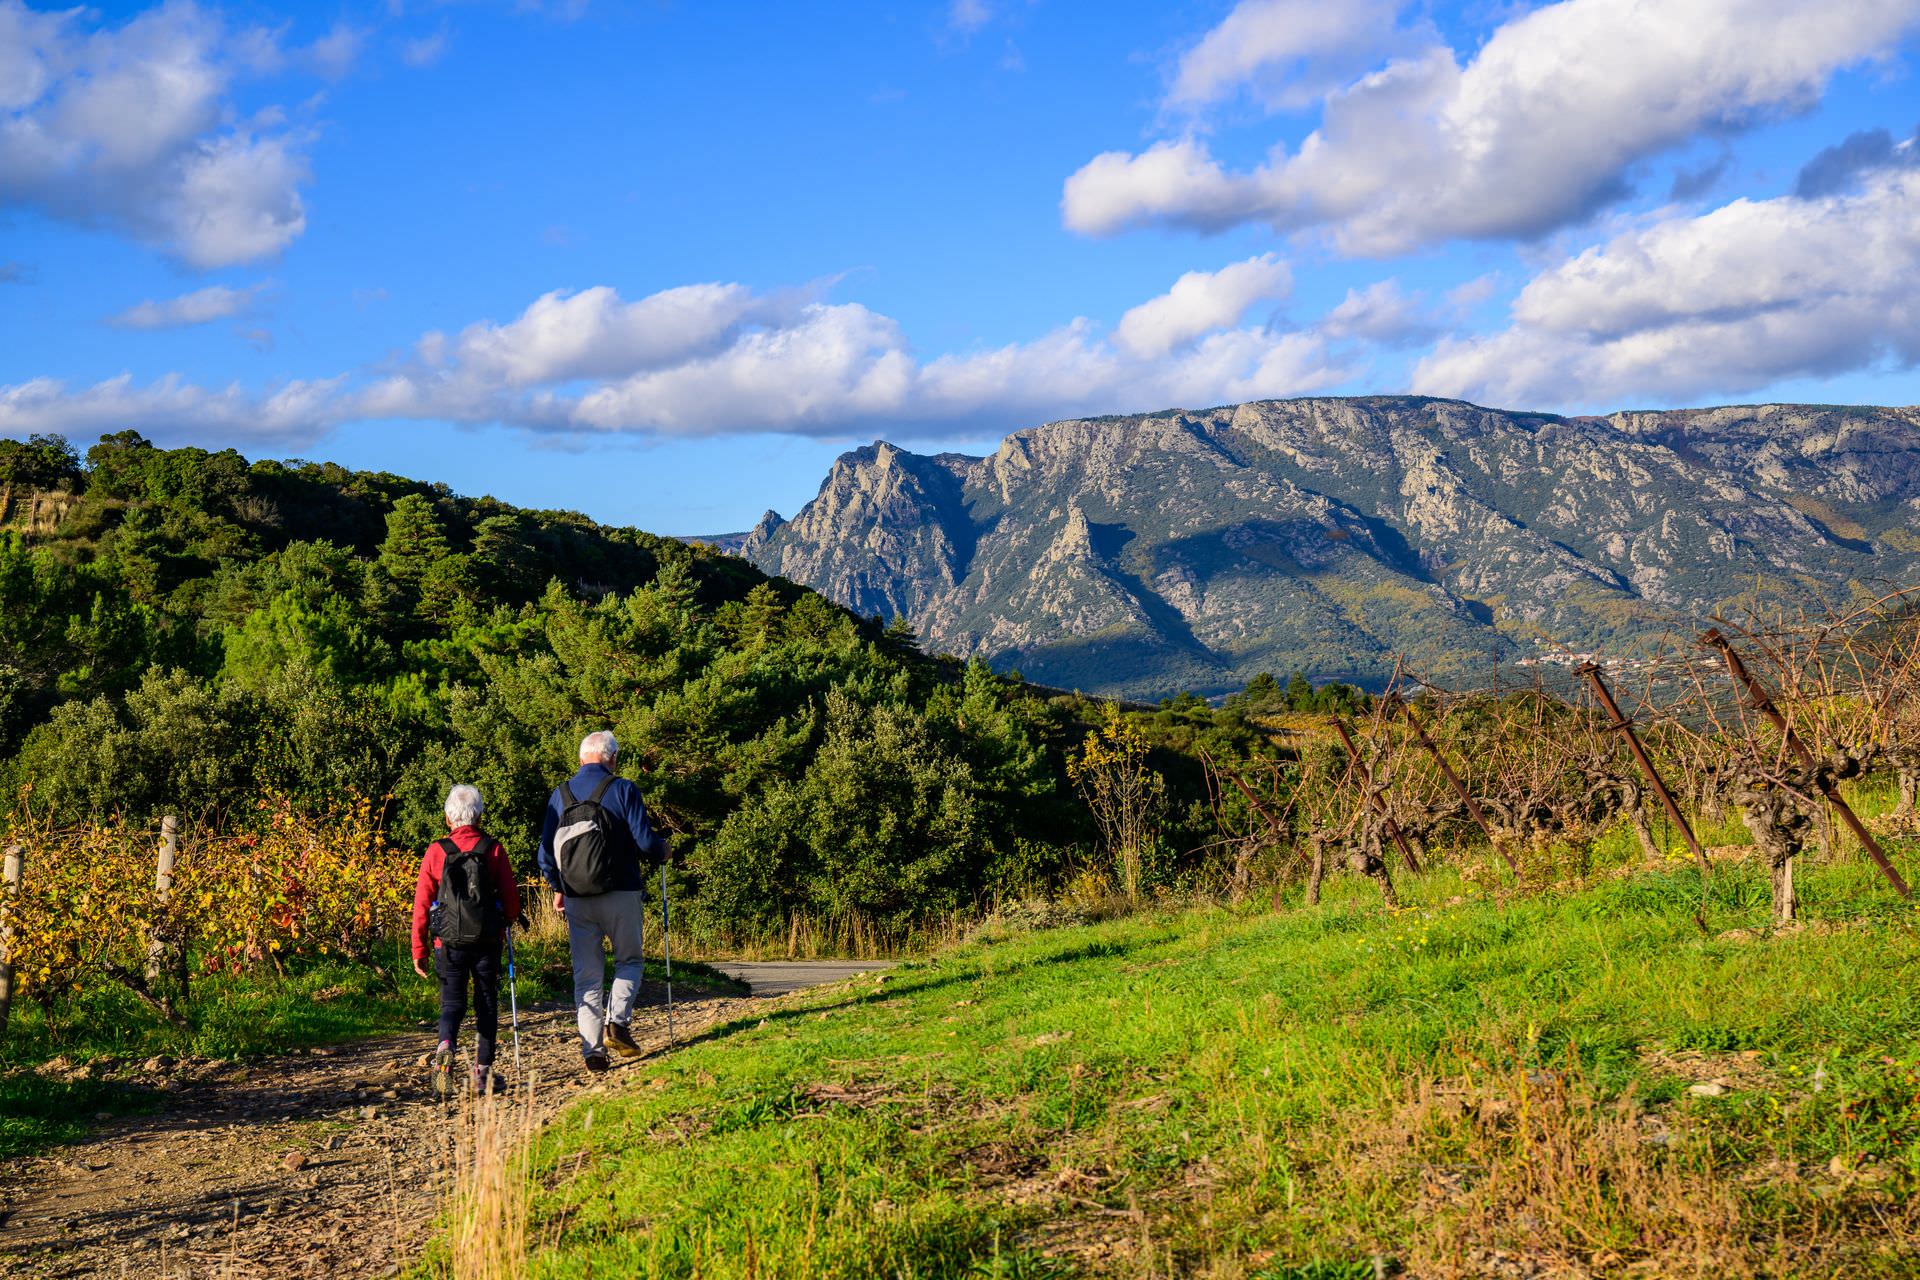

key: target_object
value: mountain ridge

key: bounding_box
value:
[732,396,1920,698]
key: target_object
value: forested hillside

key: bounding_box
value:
[0,431,1313,946]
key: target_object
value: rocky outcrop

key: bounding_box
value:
[740,397,1920,698]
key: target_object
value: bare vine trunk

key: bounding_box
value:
[1305,835,1327,907]
[1737,790,1808,928]
[1347,829,1398,908]
[1898,765,1918,819]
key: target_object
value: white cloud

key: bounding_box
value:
[1166,0,1416,112]
[0,372,345,444]
[401,29,448,68]
[949,0,993,35]
[1113,254,1291,358]
[108,282,266,329]
[305,23,363,79]
[1318,279,1438,347]
[1412,170,1920,407]
[0,272,1355,444]
[1066,0,1920,254]
[0,0,313,268]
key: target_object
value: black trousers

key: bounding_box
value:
[435,941,501,1067]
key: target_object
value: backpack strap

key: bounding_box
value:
[587,773,619,806]
[560,779,579,806]
[433,837,460,860]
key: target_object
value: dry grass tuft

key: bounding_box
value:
[1329,1056,1918,1278]
[440,1084,539,1280]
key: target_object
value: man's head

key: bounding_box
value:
[444,783,484,829]
[579,729,618,765]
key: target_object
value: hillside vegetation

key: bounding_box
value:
[0,431,1324,956]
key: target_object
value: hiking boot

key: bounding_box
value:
[583,1049,610,1074]
[607,1022,642,1058]
[472,1065,502,1095]
[429,1042,455,1097]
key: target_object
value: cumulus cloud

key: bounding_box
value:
[1318,280,1438,347]
[1166,0,1417,112]
[1112,254,1291,358]
[0,372,346,444]
[1411,170,1920,407]
[0,0,313,268]
[0,273,1357,444]
[108,282,266,329]
[1065,0,1920,254]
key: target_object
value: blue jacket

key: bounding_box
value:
[536,763,670,895]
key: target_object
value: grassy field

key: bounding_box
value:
[495,851,1920,1278]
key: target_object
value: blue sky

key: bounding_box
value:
[3,0,1919,535]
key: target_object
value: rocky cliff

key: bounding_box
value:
[738,397,1920,698]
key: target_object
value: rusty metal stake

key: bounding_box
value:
[1576,663,1711,878]
[1384,693,1520,875]
[1330,716,1422,874]
[1700,629,1912,898]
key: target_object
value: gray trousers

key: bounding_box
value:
[563,889,645,1057]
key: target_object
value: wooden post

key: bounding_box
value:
[1330,716,1422,874]
[1576,664,1710,878]
[1385,693,1520,875]
[0,844,21,1041]
[146,816,178,988]
[1700,630,1912,899]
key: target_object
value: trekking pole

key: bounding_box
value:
[660,860,676,1046]
[505,923,522,1076]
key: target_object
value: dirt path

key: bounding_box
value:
[0,967,849,1279]
[710,960,893,998]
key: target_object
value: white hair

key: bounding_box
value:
[444,784,484,828]
[579,730,619,763]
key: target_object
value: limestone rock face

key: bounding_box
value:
[740,396,1920,698]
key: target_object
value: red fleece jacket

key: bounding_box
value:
[411,826,523,960]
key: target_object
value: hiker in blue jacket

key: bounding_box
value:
[537,730,670,1071]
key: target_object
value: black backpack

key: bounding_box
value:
[554,775,623,897]
[430,836,499,948]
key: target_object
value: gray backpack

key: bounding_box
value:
[554,775,622,896]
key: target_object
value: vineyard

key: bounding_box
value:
[1194,594,1920,932]
[0,795,413,1043]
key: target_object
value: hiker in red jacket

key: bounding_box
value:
[411,784,523,1096]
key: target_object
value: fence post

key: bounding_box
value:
[1700,630,1913,899]
[1330,716,1422,874]
[1576,663,1710,878]
[146,816,178,988]
[0,844,21,1041]
[1385,693,1521,876]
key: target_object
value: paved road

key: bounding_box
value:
[713,960,894,998]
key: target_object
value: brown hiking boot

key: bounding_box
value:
[607,1022,642,1058]
[583,1049,610,1074]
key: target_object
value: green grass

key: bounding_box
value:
[500,855,1920,1278]
[0,933,745,1158]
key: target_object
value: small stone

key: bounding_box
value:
[1828,1154,1851,1176]
[1688,1082,1727,1098]
[93,1111,113,1121]
[143,1055,176,1073]
[356,1105,379,1120]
